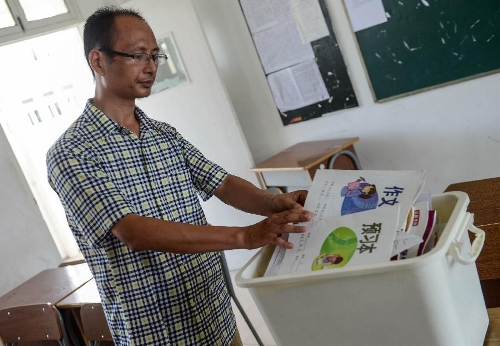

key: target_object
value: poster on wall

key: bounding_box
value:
[240,0,358,126]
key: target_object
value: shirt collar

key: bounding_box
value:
[84,99,156,136]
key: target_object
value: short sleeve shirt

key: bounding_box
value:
[46,100,236,345]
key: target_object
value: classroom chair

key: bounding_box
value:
[0,303,70,345]
[80,303,113,346]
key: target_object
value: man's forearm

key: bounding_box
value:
[112,206,312,253]
[111,213,246,253]
[214,174,275,216]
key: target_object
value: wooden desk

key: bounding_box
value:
[57,279,114,346]
[485,307,500,345]
[57,279,101,308]
[0,263,92,345]
[251,138,360,191]
[445,177,500,308]
[0,263,92,309]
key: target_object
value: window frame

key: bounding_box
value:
[1,0,81,45]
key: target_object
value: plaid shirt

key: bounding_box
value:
[47,100,236,345]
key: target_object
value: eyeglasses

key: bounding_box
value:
[99,48,168,66]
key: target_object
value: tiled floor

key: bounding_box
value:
[229,270,277,346]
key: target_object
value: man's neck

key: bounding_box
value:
[92,96,140,137]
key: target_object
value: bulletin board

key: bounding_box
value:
[350,0,500,102]
[240,0,358,126]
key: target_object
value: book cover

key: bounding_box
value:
[400,198,430,259]
[265,169,426,276]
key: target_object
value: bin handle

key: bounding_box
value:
[448,212,485,265]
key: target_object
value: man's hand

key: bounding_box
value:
[266,189,308,215]
[213,175,313,249]
[241,207,313,249]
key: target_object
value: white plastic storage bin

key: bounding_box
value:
[235,192,488,346]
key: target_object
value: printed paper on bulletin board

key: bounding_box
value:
[241,0,359,126]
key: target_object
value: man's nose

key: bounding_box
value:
[144,57,158,71]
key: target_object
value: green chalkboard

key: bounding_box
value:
[352,0,500,101]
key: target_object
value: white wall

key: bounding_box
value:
[192,0,500,195]
[0,127,62,295]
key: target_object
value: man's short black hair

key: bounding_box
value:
[83,6,147,76]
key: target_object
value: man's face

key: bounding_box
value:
[101,15,159,100]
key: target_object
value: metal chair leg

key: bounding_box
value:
[220,252,264,346]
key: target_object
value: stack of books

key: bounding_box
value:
[265,169,439,277]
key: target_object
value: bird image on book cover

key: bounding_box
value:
[264,169,426,277]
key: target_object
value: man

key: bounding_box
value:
[46,6,312,345]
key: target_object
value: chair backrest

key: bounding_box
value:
[80,303,113,342]
[0,303,65,344]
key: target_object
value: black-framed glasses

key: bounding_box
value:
[99,48,168,66]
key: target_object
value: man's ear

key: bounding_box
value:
[89,50,106,76]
